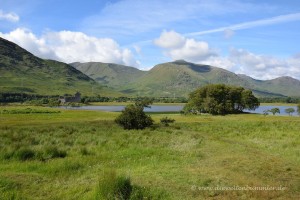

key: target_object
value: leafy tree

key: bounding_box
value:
[183,84,259,115]
[285,108,295,116]
[269,108,280,115]
[160,117,175,126]
[115,103,153,130]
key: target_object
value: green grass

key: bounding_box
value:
[0,106,299,199]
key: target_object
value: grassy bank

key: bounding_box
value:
[0,107,299,199]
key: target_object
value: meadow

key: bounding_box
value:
[0,106,299,199]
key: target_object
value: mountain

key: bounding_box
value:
[122,60,251,96]
[2,37,299,98]
[74,59,300,97]
[70,62,146,87]
[260,76,300,96]
[0,37,116,96]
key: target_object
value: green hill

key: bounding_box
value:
[0,37,117,96]
[70,62,146,87]
[3,37,300,98]
[125,60,251,96]
[74,59,300,97]
[136,60,300,97]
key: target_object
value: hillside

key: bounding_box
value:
[130,60,300,97]
[70,62,146,87]
[2,37,300,98]
[120,60,246,96]
[0,37,116,96]
[76,59,298,97]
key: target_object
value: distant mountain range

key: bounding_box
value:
[0,37,117,96]
[1,36,300,97]
[71,60,300,97]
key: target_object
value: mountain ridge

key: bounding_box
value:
[73,59,300,97]
[2,37,300,97]
[0,37,117,96]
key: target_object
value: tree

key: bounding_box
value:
[183,84,259,115]
[297,104,300,116]
[285,108,295,116]
[269,108,280,115]
[115,100,153,130]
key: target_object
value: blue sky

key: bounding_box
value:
[0,0,300,79]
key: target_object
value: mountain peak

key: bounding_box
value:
[172,59,189,64]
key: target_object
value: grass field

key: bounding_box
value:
[0,106,299,199]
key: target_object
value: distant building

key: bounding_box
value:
[59,92,81,103]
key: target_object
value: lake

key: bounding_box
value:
[245,105,298,116]
[59,105,298,116]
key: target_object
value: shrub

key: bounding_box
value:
[160,117,175,126]
[115,105,153,130]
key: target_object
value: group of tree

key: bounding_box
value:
[264,106,300,116]
[183,84,260,115]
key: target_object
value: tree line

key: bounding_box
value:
[0,93,187,104]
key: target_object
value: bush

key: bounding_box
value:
[160,117,175,126]
[115,105,153,130]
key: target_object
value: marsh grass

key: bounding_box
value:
[95,170,132,200]
[0,107,299,199]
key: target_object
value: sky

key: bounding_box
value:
[0,0,300,80]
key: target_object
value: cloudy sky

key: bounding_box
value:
[0,0,300,80]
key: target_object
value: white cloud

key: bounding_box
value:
[155,30,217,63]
[202,57,235,70]
[0,10,19,22]
[229,48,300,80]
[0,28,138,67]
[154,30,185,49]
[154,30,300,80]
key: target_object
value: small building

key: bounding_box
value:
[59,92,81,103]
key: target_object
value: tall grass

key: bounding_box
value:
[0,108,299,199]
